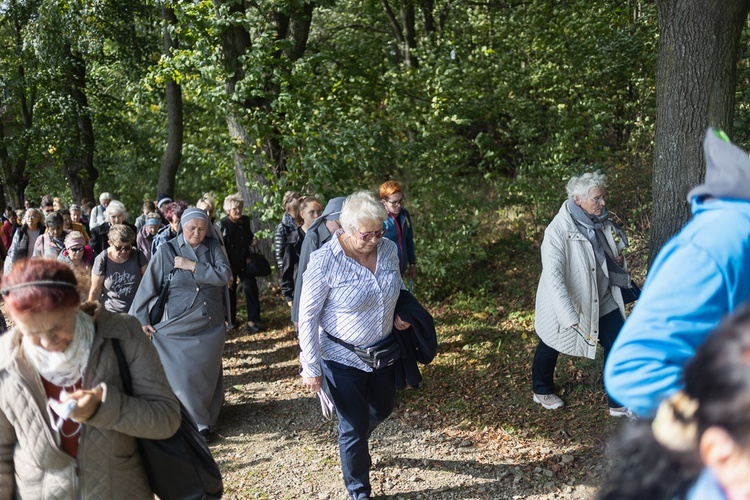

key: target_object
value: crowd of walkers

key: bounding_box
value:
[0,181,424,499]
[8,128,750,500]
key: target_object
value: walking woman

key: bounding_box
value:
[130,208,231,438]
[0,258,180,498]
[3,208,43,274]
[88,224,148,314]
[298,191,411,500]
[532,172,637,416]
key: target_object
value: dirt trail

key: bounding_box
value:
[212,301,612,499]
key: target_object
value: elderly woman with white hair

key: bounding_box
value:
[88,192,112,230]
[299,191,411,500]
[129,207,231,439]
[89,200,137,256]
[532,172,638,417]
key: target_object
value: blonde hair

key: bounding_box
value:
[108,224,135,244]
[223,193,244,213]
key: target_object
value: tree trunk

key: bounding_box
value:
[159,6,183,199]
[650,0,750,262]
[0,123,29,208]
[61,46,97,204]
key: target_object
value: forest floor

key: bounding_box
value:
[211,287,625,499]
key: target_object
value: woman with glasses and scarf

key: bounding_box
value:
[532,172,637,417]
[130,208,231,439]
[33,211,70,259]
[299,191,411,500]
[88,224,147,314]
[0,259,180,498]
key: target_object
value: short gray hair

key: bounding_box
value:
[566,172,606,200]
[99,192,112,203]
[223,193,244,213]
[106,200,126,217]
[340,191,387,231]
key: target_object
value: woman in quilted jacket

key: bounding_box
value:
[0,258,180,498]
[531,172,638,417]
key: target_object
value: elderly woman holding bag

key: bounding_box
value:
[0,258,180,498]
[129,207,231,439]
[299,191,411,500]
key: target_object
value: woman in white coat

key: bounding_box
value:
[532,172,636,417]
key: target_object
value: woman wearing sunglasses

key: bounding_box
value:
[88,224,147,313]
[298,191,411,500]
[58,231,95,270]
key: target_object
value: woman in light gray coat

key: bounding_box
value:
[531,172,636,417]
[0,259,180,499]
[130,207,232,438]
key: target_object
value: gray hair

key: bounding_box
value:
[106,200,127,217]
[340,191,387,231]
[223,193,244,213]
[566,172,606,200]
[99,192,112,203]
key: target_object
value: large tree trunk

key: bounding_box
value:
[0,123,29,208]
[650,0,750,263]
[159,6,183,199]
[61,47,97,203]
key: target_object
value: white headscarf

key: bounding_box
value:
[22,310,95,387]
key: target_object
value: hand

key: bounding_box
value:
[614,254,624,266]
[302,376,322,393]
[174,256,196,272]
[394,314,411,331]
[63,385,104,423]
[142,325,155,338]
[287,300,293,308]
[407,263,416,280]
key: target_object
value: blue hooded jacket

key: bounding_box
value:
[604,129,750,417]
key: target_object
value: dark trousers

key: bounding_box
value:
[322,359,396,500]
[229,272,260,324]
[532,309,624,408]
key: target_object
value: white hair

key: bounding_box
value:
[106,200,127,217]
[566,172,606,200]
[339,191,387,230]
[99,192,112,203]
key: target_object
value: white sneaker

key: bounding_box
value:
[533,393,565,410]
[609,406,634,419]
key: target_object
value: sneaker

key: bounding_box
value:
[609,406,634,418]
[246,323,261,334]
[533,393,565,410]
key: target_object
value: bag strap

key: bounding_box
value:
[111,338,134,396]
[326,331,359,352]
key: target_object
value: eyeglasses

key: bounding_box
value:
[384,197,404,206]
[590,196,606,205]
[354,229,385,241]
[68,247,84,253]
[112,244,131,252]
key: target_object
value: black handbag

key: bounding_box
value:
[245,252,272,277]
[112,339,223,500]
[621,281,642,305]
[149,242,177,325]
[327,332,402,370]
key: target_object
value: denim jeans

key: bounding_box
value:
[322,359,396,499]
[532,309,624,408]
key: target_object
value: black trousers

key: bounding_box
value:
[532,309,624,408]
[229,272,260,324]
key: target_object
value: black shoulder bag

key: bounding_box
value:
[149,242,177,325]
[111,338,223,500]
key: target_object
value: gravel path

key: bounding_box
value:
[211,314,612,499]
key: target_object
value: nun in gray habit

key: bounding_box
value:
[129,207,232,434]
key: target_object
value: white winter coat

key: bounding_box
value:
[534,202,627,359]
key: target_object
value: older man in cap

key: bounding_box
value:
[291,196,345,326]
